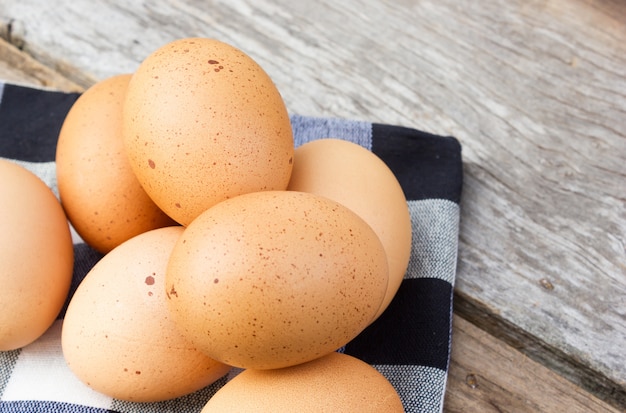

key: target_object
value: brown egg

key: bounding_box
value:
[61,226,231,402]
[123,38,294,226]
[56,73,177,254]
[0,159,74,351]
[201,351,404,412]
[287,138,412,321]
[166,191,388,370]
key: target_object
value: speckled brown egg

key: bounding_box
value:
[201,351,405,412]
[122,38,294,226]
[0,159,74,351]
[287,138,412,322]
[165,190,388,370]
[61,226,231,402]
[56,74,177,254]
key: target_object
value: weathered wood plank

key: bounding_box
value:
[445,315,623,413]
[1,0,625,408]
[0,38,82,92]
[454,292,626,411]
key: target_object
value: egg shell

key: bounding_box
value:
[123,37,294,226]
[201,351,404,412]
[0,159,74,351]
[287,138,412,321]
[166,190,389,370]
[56,73,177,254]
[61,226,231,402]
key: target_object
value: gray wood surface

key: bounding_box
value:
[1,0,624,408]
[445,316,623,413]
[0,38,82,91]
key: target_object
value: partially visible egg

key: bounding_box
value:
[201,351,405,412]
[123,38,294,226]
[0,159,74,351]
[287,138,412,321]
[166,190,388,370]
[62,226,231,402]
[56,73,177,254]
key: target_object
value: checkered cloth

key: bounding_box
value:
[0,81,463,413]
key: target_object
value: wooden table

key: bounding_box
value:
[1,1,624,411]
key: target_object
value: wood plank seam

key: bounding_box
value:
[446,315,623,413]
[0,21,95,89]
[453,290,626,411]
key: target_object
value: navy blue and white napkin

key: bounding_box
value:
[0,82,463,413]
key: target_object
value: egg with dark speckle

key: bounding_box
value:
[165,191,388,370]
[56,74,177,254]
[61,226,231,402]
[122,38,294,226]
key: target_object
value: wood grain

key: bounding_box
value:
[1,0,624,408]
[445,315,623,413]
[0,38,83,92]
